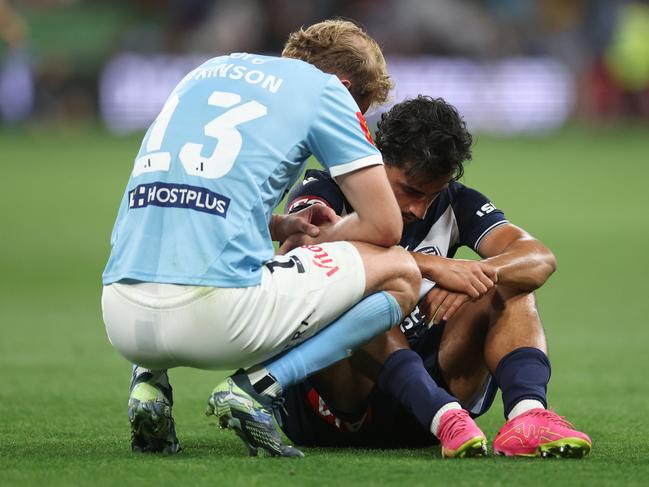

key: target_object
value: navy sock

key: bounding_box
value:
[377,349,456,430]
[494,347,551,418]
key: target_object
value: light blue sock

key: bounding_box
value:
[263,291,402,392]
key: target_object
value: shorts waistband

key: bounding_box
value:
[107,282,215,309]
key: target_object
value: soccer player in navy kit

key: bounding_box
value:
[281,96,592,458]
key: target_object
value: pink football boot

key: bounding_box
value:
[493,408,592,458]
[437,409,487,458]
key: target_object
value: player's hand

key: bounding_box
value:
[422,256,497,299]
[420,288,471,325]
[277,231,315,255]
[274,205,340,254]
[271,205,339,242]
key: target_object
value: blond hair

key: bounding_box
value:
[282,19,392,107]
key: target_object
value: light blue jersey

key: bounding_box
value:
[103,53,382,287]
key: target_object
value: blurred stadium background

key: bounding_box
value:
[3,0,649,129]
[1,1,649,486]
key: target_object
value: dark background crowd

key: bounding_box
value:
[1,0,649,127]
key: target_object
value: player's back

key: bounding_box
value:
[103,53,371,288]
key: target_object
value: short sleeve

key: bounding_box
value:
[306,77,383,178]
[452,185,508,252]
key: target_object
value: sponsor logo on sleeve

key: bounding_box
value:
[356,111,375,145]
[128,182,230,217]
[476,202,496,217]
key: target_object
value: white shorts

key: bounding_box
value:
[101,242,365,370]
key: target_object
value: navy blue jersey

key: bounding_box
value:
[285,169,508,346]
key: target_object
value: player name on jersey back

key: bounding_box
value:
[184,53,284,94]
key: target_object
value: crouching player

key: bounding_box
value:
[101,20,423,457]
[280,96,592,458]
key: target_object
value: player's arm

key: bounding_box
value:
[282,165,402,249]
[410,252,496,299]
[408,186,507,324]
[448,185,556,292]
[302,77,402,248]
[269,204,339,242]
[278,166,401,251]
[409,230,558,320]
[476,223,556,291]
[406,253,496,325]
[415,222,555,324]
[318,165,402,247]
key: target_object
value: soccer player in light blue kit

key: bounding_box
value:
[101,20,421,457]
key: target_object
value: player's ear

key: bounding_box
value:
[339,77,369,113]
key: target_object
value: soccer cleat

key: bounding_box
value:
[437,409,488,458]
[493,408,592,458]
[206,372,304,458]
[128,378,180,454]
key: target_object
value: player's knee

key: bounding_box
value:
[386,247,420,314]
[491,286,545,336]
[494,286,538,312]
[402,254,421,310]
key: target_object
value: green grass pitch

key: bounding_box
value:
[1,126,648,486]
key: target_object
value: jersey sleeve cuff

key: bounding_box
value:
[328,154,383,178]
[473,220,509,250]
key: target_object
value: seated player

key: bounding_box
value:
[280,96,592,458]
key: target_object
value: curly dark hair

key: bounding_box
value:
[375,96,472,181]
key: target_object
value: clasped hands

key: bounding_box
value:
[271,204,340,255]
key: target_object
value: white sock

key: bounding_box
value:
[246,366,267,384]
[430,401,462,437]
[247,367,282,398]
[133,366,169,388]
[508,399,545,420]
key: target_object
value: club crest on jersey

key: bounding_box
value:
[128,182,230,217]
[416,245,442,256]
[301,244,340,277]
[356,112,374,145]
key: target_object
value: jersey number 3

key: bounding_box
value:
[132,91,267,179]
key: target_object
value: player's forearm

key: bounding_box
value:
[269,213,313,242]
[269,214,280,240]
[316,212,400,247]
[482,239,556,291]
[409,252,442,282]
[334,164,402,247]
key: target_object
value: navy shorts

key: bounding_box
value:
[280,321,498,448]
[280,379,435,448]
